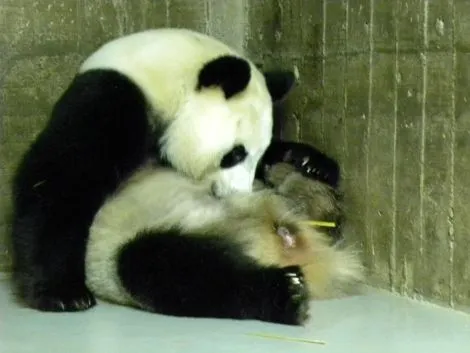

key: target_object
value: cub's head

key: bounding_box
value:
[230,183,363,300]
[242,163,362,299]
[265,163,344,242]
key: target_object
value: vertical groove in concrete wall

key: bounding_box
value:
[365,0,374,278]
[390,0,399,291]
[342,0,349,178]
[320,0,327,146]
[418,0,428,297]
[204,0,248,53]
[448,0,457,309]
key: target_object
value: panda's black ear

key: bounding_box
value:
[263,70,297,104]
[197,56,251,99]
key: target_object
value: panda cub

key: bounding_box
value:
[85,163,363,326]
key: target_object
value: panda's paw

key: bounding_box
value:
[285,147,340,188]
[271,266,310,326]
[297,156,339,188]
[27,283,96,312]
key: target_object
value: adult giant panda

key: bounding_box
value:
[85,162,363,326]
[11,28,339,312]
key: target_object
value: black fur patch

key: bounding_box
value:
[11,69,160,312]
[220,145,247,169]
[266,70,297,139]
[258,140,340,189]
[263,70,297,103]
[197,56,251,99]
[117,230,310,325]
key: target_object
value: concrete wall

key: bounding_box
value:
[245,0,470,310]
[1,0,469,310]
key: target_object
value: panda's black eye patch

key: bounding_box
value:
[220,145,247,169]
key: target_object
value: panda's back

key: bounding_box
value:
[78,29,240,117]
[81,28,236,71]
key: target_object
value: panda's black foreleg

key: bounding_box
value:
[257,140,340,189]
[12,211,96,312]
[10,70,152,312]
[117,230,311,325]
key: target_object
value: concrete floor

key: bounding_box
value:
[1,276,469,353]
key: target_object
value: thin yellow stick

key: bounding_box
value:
[246,332,326,345]
[303,220,336,228]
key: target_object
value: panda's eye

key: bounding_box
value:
[220,145,248,169]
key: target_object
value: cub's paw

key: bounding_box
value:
[26,283,96,312]
[270,266,310,326]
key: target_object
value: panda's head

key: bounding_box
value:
[79,29,296,197]
[160,55,296,197]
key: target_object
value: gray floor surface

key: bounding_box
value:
[1,276,469,353]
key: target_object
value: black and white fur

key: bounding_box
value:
[85,163,363,326]
[11,28,339,312]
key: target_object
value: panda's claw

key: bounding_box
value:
[277,145,340,188]
[267,265,310,326]
[26,282,96,312]
[301,156,310,167]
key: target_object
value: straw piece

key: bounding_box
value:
[246,332,326,345]
[302,220,336,228]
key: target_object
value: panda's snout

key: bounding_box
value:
[211,164,256,198]
[211,179,251,198]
